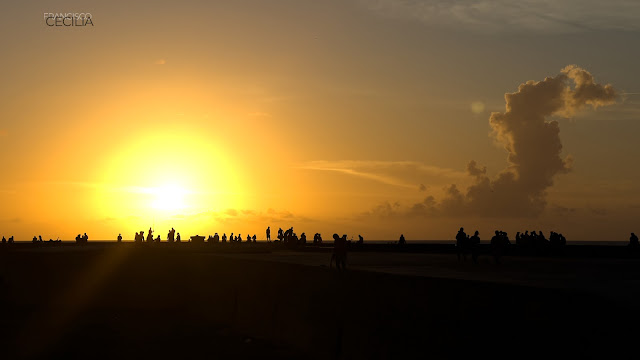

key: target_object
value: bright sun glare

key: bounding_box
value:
[151,185,188,211]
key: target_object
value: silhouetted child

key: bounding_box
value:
[176,233,181,242]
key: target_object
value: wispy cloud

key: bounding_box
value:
[358,0,640,33]
[247,111,272,118]
[300,160,466,188]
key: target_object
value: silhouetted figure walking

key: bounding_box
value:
[117,233,122,242]
[266,226,271,242]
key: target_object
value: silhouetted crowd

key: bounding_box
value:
[515,230,566,249]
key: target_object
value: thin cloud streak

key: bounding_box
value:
[300,160,466,189]
[358,0,640,33]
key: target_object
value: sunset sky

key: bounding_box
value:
[1,0,640,241]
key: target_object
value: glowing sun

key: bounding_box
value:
[151,185,188,211]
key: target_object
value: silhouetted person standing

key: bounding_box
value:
[266,226,271,242]
[491,230,505,264]
[331,234,347,271]
[176,233,181,242]
[1,236,5,244]
[470,230,480,263]
[456,227,468,261]
[629,233,639,248]
[398,234,406,246]
[117,233,122,242]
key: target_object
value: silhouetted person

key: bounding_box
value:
[398,234,406,246]
[629,233,639,248]
[38,235,43,242]
[155,235,161,243]
[8,236,14,244]
[456,227,468,261]
[238,234,242,243]
[32,236,37,243]
[252,234,256,243]
[283,228,293,245]
[246,234,251,242]
[266,226,271,242]
[82,233,88,243]
[491,230,506,264]
[470,230,480,263]
[277,228,283,242]
[1,236,5,244]
[222,233,227,243]
[176,233,181,242]
[357,235,364,245]
[117,233,122,242]
[300,232,307,245]
[146,228,153,242]
[331,234,348,271]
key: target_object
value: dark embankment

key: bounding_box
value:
[0,244,637,359]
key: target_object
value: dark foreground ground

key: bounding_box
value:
[1,242,640,359]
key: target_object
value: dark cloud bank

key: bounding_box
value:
[398,65,617,218]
